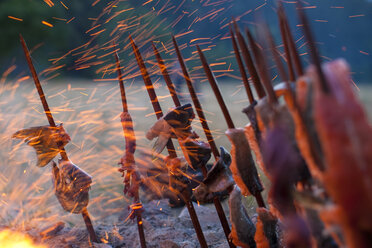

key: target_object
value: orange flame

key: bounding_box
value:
[0,230,46,248]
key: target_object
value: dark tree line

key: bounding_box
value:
[1,0,371,82]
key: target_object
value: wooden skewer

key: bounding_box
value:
[151,42,181,107]
[266,25,290,85]
[296,1,330,93]
[284,20,304,76]
[272,8,326,173]
[114,49,147,248]
[230,27,262,145]
[245,28,278,105]
[266,24,325,173]
[129,35,208,248]
[129,35,177,157]
[232,20,266,99]
[277,2,295,82]
[229,26,254,104]
[196,46,234,129]
[171,36,220,159]
[196,45,266,209]
[20,34,98,244]
[278,2,304,77]
[152,42,236,248]
[114,49,129,113]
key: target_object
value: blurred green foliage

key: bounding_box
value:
[0,0,371,82]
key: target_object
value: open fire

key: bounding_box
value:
[0,230,46,248]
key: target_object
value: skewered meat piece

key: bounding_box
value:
[163,103,196,138]
[52,159,92,214]
[261,124,299,215]
[137,152,183,207]
[311,59,372,248]
[226,128,263,196]
[146,117,173,155]
[12,123,70,167]
[164,156,190,197]
[244,124,265,174]
[146,103,211,169]
[243,101,266,174]
[118,112,140,198]
[146,103,198,154]
[305,208,338,248]
[255,208,279,248]
[137,151,219,207]
[256,98,312,186]
[229,185,257,248]
[179,137,211,170]
[275,81,326,181]
[242,100,262,144]
[120,112,136,155]
[262,124,312,247]
[254,213,270,248]
[284,215,312,248]
[193,147,234,202]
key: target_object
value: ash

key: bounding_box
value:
[25,199,236,248]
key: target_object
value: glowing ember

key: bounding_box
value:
[0,230,46,248]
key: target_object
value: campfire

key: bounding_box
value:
[0,230,46,248]
[1,1,372,248]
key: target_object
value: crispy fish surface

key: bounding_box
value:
[229,185,257,248]
[311,59,372,248]
[193,147,234,202]
[226,128,263,196]
[146,103,197,155]
[255,208,279,248]
[118,112,139,198]
[52,159,92,214]
[244,123,265,174]
[12,124,70,167]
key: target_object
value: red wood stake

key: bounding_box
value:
[129,35,208,248]
[20,34,98,243]
[277,2,296,82]
[229,26,254,104]
[196,45,266,209]
[232,20,266,99]
[152,42,236,248]
[278,4,304,76]
[296,1,329,93]
[172,36,220,159]
[151,42,181,107]
[114,50,147,248]
[245,28,278,105]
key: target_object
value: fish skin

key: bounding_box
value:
[163,103,195,139]
[193,147,234,202]
[242,100,262,144]
[118,112,140,198]
[311,60,372,248]
[179,137,211,170]
[226,128,263,196]
[146,118,172,155]
[283,215,312,248]
[256,208,279,248]
[146,104,198,155]
[256,98,312,186]
[12,123,70,167]
[244,124,265,175]
[261,125,298,216]
[52,159,92,214]
[229,185,257,248]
